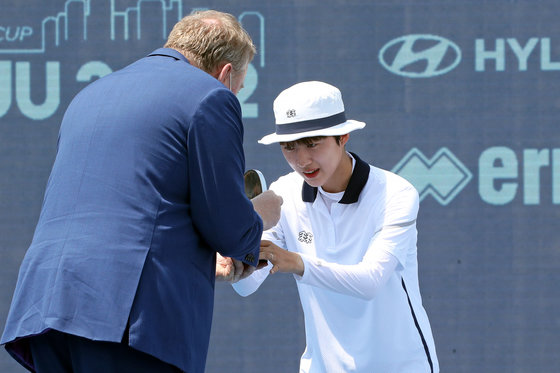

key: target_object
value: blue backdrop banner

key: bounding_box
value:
[1,1,559,372]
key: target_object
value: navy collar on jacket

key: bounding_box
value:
[302,152,370,204]
[147,48,190,64]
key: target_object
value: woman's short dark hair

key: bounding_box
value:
[280,136,342,147]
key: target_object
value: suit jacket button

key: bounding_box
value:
[244,253,255,263]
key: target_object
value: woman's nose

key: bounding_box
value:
[296,151,311,168]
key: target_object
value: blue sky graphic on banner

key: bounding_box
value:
[1,1,559,372]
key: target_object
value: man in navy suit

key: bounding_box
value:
[0,10,282,373]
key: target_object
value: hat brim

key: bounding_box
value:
[258,120,366,145]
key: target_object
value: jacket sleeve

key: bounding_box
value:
[187,87,262,266]
[231,179,287,296]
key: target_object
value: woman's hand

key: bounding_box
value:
[259,240,304,276]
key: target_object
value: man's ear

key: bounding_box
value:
[214,63,232,85]
[339,134,350,147]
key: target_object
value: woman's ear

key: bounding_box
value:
[339,134,350,147]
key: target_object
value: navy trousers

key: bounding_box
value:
[27,330,182,373]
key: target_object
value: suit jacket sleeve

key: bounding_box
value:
[187,87,262,266]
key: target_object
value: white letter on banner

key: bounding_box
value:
[553,149,560,204]
[475,39,505,71]
[540,38,560,70]
[0,61,11,117]
[76,61,112,82]
[16,61,60,120]
[237,63,258,118]
[479,147,518,205]
[20,26,33,41]
[523,149,549,205]
[507,38,538,71]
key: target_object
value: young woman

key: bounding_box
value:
[234,81,439,373]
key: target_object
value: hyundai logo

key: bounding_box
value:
[379,34,462,78]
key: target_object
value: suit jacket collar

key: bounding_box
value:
[147,48,190,64]
[302,152,369,204]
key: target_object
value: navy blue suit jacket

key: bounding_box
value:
[1,48,262,373]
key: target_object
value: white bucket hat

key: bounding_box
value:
[258,81,366,145]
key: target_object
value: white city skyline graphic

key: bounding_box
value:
[0,0,265,67]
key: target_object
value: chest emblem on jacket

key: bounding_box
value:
[298,231,313,244]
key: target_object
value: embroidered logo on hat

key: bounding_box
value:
[286,109,296,118]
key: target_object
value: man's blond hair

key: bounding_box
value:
[164,10,256,74]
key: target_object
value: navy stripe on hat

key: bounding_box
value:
[276,112,346,135]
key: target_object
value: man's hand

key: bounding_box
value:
[251,190,283,230]
[216,253,257,283]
